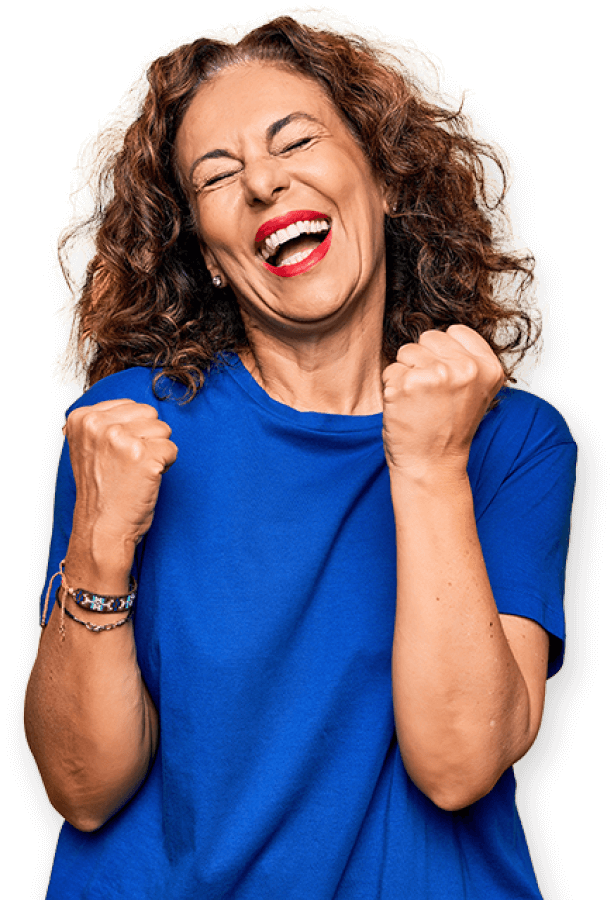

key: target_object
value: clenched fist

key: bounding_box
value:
[65,398,178,554]
[382,325,505,479]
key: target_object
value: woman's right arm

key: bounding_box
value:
[24,399,178,832]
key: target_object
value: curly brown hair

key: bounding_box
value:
[61,15,539,402]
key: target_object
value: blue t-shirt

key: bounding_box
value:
[41,355,576,899]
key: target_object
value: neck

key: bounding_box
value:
[239,306,386,416]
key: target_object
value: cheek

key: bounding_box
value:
[193,211,240,276]
[193,187,242,247]
[323,151,385,218]
[194,206,226,251]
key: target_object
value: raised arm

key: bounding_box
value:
[25,399,177,831]
[382,326,550,811]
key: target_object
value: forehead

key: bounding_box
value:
[176,61,346,162]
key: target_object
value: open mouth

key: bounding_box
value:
[255,211,332,277]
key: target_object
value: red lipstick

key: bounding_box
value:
[256,209,332,278]
[255,209,329,243]
[264,230,332,278]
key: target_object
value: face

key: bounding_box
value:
[175,62,389,339]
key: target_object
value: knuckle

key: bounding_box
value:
[431,361,449,383]
[396,343,416,363]
[105,422,124,445]
[458,357,479,383]
[447,323,468,338]
[127,439,146,464]
[417,329,437,345]
[82,410,104,439]
[66,405,89,429]
[139,403,159,420]
[383,363,408,397]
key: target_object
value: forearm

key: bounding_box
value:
[25,534,159,832]
[390,468,532,810]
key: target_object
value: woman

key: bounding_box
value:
[25,16,576,899]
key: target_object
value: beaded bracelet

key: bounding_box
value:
[41,559,137,639]
[61,598,135,632]
[66,578,137,613]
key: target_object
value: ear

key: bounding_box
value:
[382,188,396,217]
[199,238,226,287]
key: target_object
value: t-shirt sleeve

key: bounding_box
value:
[471,391,577,677]
[40,437,76,625]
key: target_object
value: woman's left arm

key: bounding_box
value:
[383,326,549,811]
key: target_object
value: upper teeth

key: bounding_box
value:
[260,219,330,261]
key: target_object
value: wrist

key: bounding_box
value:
[387,462,474,527]
[387,457,470,493]
[65,523,137,595]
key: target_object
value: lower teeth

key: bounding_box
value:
[278,249,312,267]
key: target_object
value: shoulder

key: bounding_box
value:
[469,387,577,507]
[64,358,241,432]
[474,386,575,462]
[66,368,160,416]
[64,367,209,421]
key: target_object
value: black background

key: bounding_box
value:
[11,4,609,900]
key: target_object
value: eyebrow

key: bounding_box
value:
[188,111,323,183]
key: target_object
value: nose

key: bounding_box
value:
[242,157,290,207]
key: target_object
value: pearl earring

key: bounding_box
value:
[212,275,223,288]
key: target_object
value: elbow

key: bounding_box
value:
[397,740,505,812]
[58,770,155,832]
[420,777,496,812]
[423,741,535,811]
[45,786,113,832]
[395,714,534,812]
[63,809,109,833]
[412,770,502,812]
[48,777,148,831]
[46,764,154,832]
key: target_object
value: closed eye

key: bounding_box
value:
[195,143,308,192]
[206,171,237,186]
[280,137,314,154]
[195,169,241,192]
